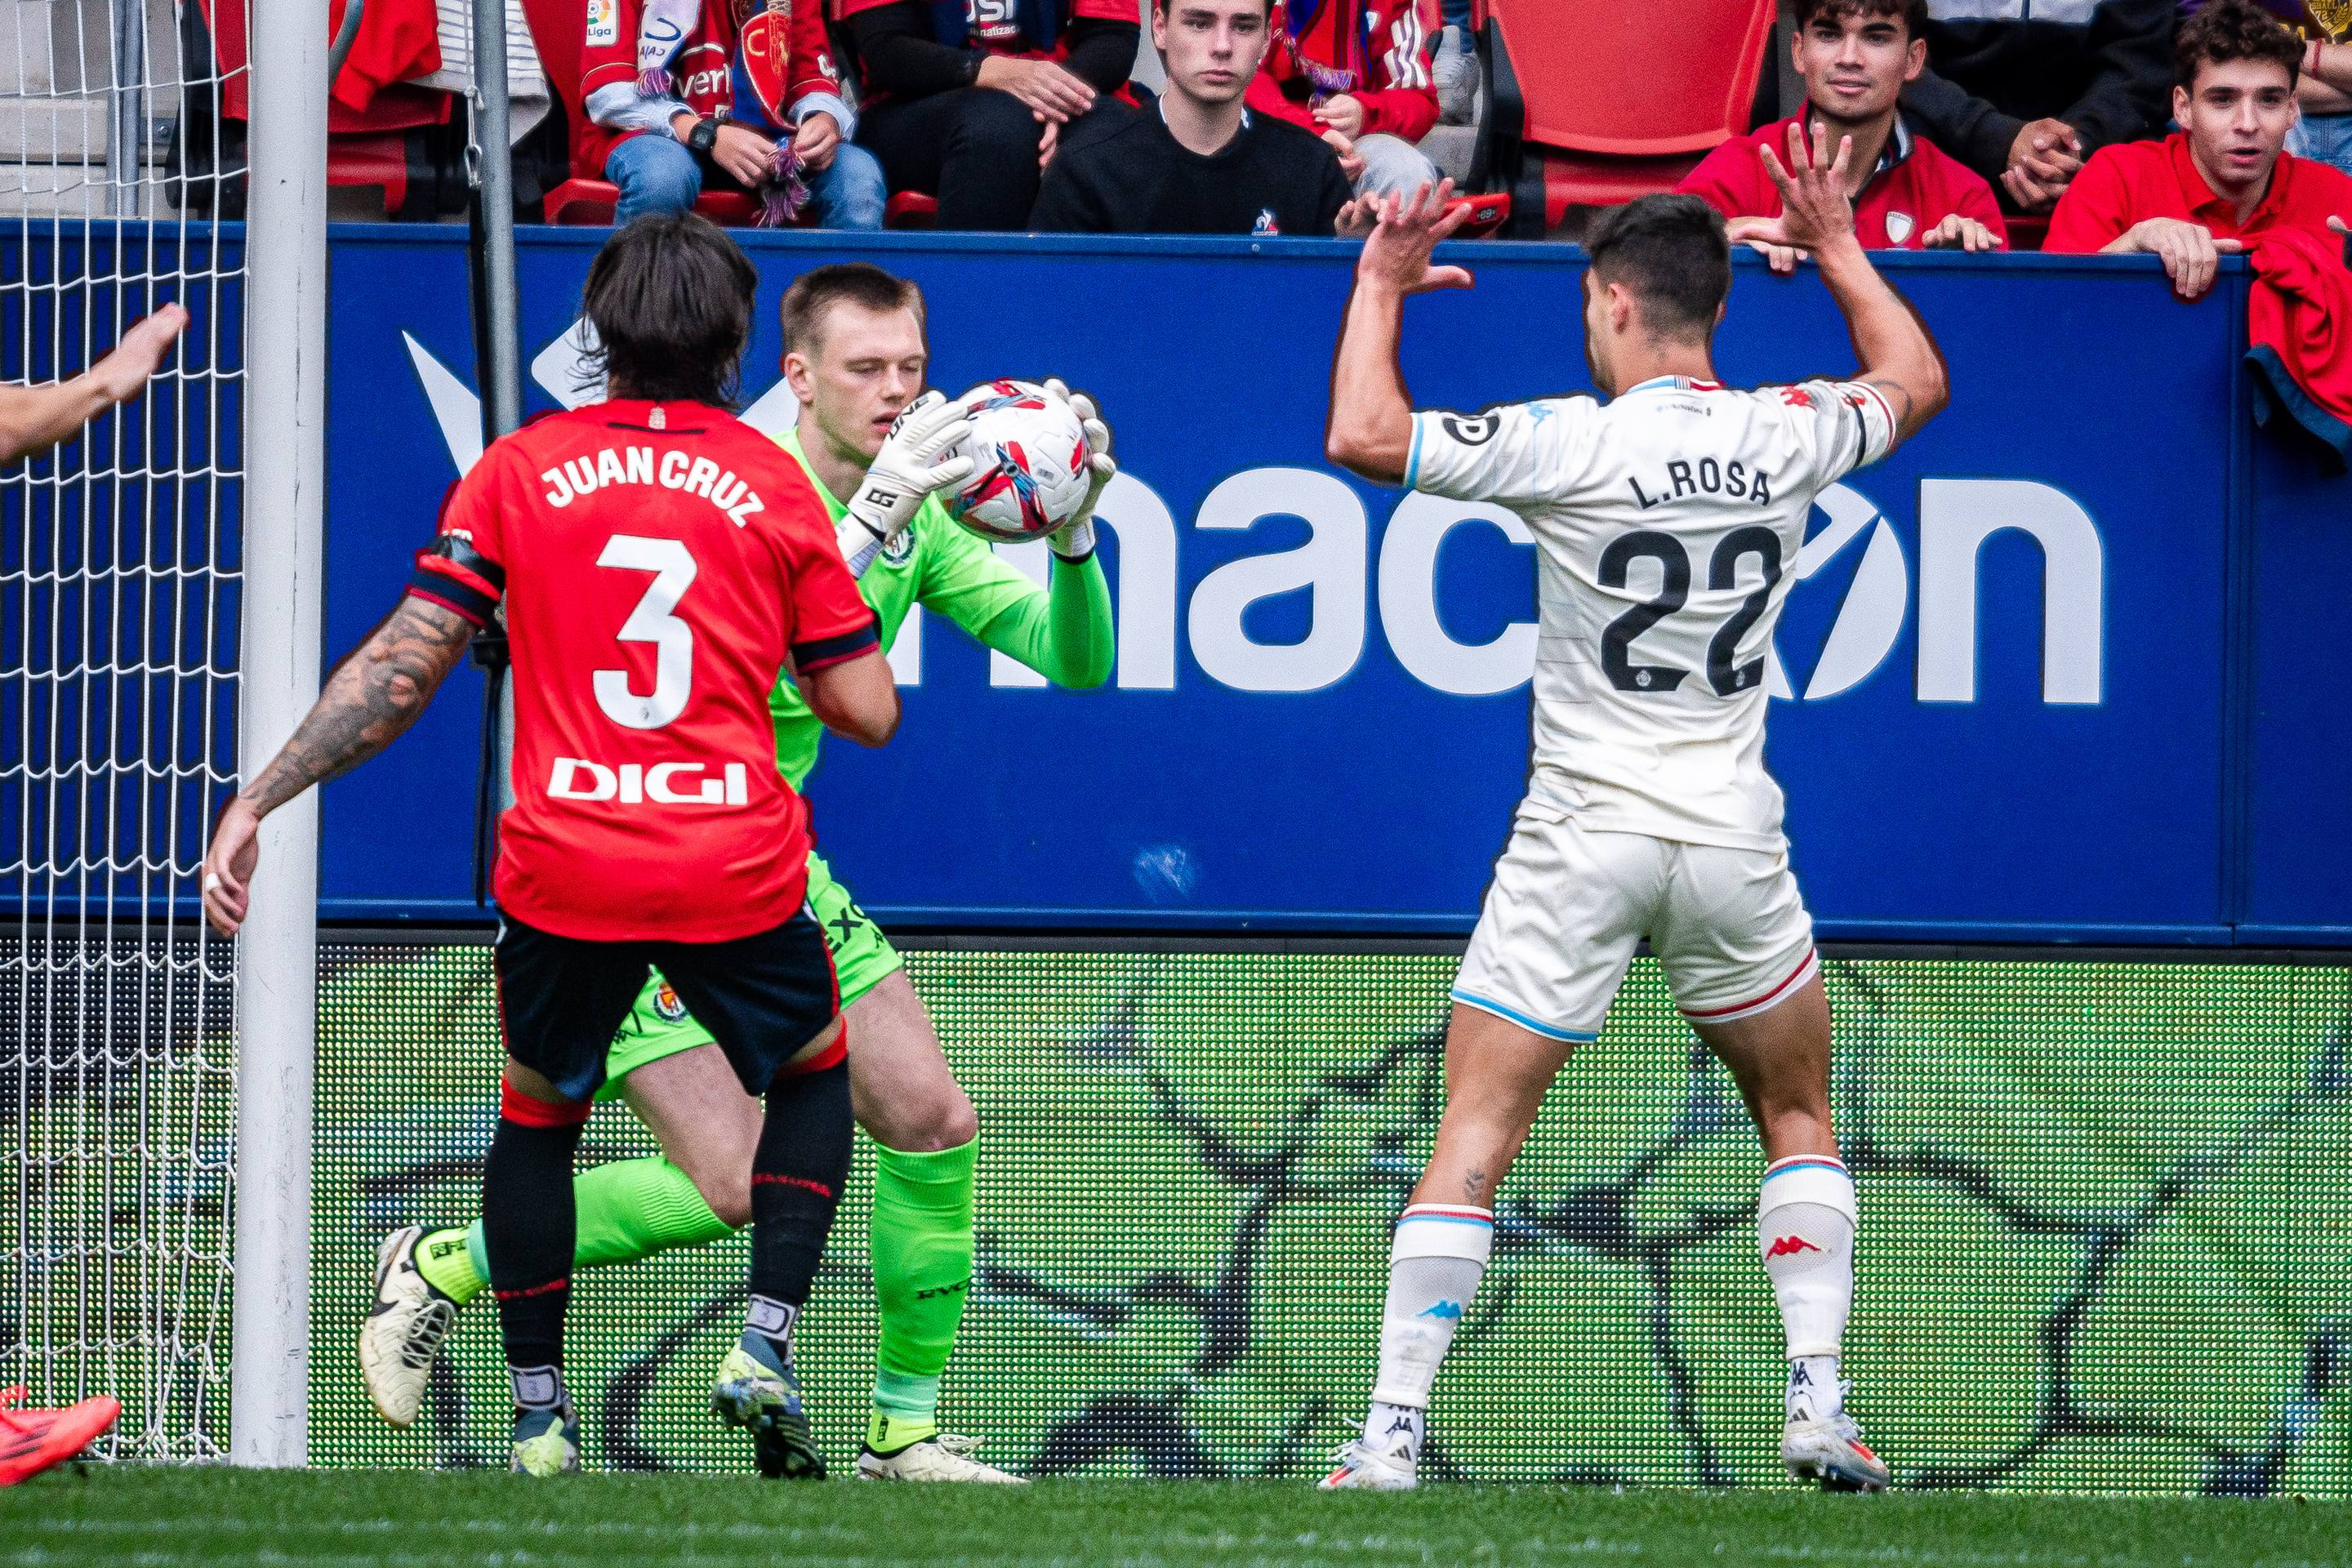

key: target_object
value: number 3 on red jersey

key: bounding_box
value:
[595,534,697,730]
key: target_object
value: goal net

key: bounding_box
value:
[0,0,247,1459]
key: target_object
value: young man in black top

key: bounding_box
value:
[844,0,1139,230]
[1031,0,1375,235]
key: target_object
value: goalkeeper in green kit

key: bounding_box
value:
[360,262,1115,1483]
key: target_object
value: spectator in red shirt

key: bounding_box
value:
[578,0,884,227]
[1244,0,1444,198]
[2047,0,2352,297]
[1681,0,2006,273]
[841,0,1140,230]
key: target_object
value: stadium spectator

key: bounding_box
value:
[842,0,1138,230]
[0,305,186,462]
[1243,0,1445,198]
[1680,0,2006,271]
[1030,0,1369,235]
[577,0,884,228]
[2180,6,2352,178]
[1903,0,2176,214]
[2047,0,2352,296]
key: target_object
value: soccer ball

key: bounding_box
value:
[945,380,1094,542]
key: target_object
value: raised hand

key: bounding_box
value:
[89,304,190,405]
[1754,120,1858,256]
[1354,178,1472,297]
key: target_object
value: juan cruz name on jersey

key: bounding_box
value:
[1627,455,1773,511]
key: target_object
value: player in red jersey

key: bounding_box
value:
[201,216,969,1477]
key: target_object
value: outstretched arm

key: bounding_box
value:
[0,305,189,463]
[201,595,475,934]
[1325,180,1471,485]
[1748,122,1949,448]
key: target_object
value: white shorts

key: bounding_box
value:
[1451,800,1818,1043]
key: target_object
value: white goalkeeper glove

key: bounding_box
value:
[837,390,975,579]
[1043,376,1114,562]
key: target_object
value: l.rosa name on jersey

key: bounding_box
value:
[540,443,768,528]
[1627,455,1776,511]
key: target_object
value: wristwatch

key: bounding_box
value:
[686,116,719,154]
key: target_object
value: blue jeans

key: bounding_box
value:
[2287,114,2352,180]
[604,132,888,229]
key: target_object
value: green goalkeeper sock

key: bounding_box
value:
[447,1156,737,1309]
[413,1227,485,1306]
[866,1136,977,1453]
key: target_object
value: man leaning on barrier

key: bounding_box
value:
[2046,0,2352,299]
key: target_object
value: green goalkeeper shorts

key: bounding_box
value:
[598,850,903,1100]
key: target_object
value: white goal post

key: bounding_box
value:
[229,0,325,1468]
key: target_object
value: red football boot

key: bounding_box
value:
[0,1386,121,1485]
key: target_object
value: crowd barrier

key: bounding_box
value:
[323,229,2349,945]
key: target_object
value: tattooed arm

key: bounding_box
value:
[200,595,476,936]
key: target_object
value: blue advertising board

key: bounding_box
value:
[312,227,2339,944]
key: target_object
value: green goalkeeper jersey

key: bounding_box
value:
[768,428,1116,788]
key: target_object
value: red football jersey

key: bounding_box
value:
[409,399,879,943]
[2045,132,2352,254]
[1678,111,2009,252]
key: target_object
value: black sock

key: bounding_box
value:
[748,1060,853,1323]
[483,1104,586,1377]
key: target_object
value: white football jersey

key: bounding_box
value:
[1408,374,1897,850]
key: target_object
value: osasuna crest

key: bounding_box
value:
[1440,412,1497,445]
[882,528,918,567]
[653,982,690,1024]
[1884,211,1914,245]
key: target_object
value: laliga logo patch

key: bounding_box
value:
[1885,211,1914,246]
[653,982,689,1024]
[585,0,618,45]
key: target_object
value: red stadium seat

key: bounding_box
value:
[1481,0,1777,235]
[886,192,938,227]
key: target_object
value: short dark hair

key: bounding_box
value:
[1791,0,1928,40]
[2175,0,2302,91]
[778,262,927,358]
[1150,0,1274,17]
[1583,194,1731,343]
[580,214,759,409]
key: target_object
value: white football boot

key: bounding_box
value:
[1783,1379,1891,1492]
[855,1432,1027,1482]
[360,1225,460,1428]
[1317,1427,1419,1490]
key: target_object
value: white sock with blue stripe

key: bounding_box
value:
[1757,1155,1857,1420]
[1362,1204,1494,1462]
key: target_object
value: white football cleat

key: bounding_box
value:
[1317,1433,1419,1490]
[855,1432,1027,1483]
[360,1225,459,1428]
[1784,1382,1891,1492]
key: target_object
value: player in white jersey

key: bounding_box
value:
[1317,136,1949,1493]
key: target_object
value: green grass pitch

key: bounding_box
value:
[8,1469,2352,1567]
